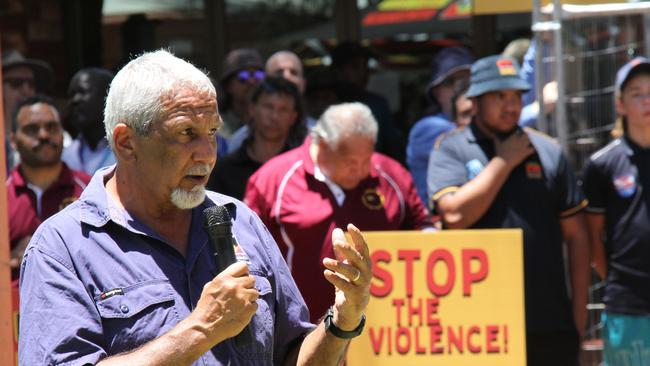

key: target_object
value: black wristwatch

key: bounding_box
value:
[324,306,366,339]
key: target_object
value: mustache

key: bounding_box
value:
[33,141,59,150]
[185,164,211,176]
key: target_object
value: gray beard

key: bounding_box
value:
[170,185,206,209]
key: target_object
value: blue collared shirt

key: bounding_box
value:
[19,166,314,365]
[406,112,456,205]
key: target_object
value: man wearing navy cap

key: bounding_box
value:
[583,57,650,366]
[407,46,472,205]
[427,55,590,366]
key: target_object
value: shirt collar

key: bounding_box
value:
[621,135,650,156]
[313,164,346,206]
[78,165,241,268]
[79,165,239,231]
[300,136,316,176]
[466,123,490,143]
[10,163,76,190]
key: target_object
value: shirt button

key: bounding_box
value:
[120,304,129,313]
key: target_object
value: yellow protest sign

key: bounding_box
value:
[348,229,525,366]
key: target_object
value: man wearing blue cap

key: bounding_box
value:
[427,55,590,366]
[407,46,472,205]
[583,57,650,366]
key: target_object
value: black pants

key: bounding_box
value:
[527,331,580,366]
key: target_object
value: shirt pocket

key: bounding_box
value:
[234,273,274,361]
[95,279,179,354]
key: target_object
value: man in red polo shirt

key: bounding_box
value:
[7,95,90,281]
[245,102,433,322]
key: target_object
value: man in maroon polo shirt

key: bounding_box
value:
[245,102,434,322]
[7,95,90,281]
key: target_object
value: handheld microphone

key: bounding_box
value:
[203,204,252,346]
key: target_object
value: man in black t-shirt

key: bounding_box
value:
[428,55,590,366]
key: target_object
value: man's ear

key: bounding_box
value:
[470,97,479,116]
[317,137,330,153]
[615,96,626,117]
[111,123,137,162]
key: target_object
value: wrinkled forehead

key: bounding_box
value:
[158,86,218,121]
[160,85,216,105]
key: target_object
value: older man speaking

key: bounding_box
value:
[19,50,371,366]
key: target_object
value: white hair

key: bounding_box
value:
[104,49,216,149]
[311,102,378,148]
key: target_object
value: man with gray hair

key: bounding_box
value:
[245,102,433,323]
[19,50,372,366]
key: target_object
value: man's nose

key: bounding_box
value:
[37,125,51,140]
[503,98,520,112]
[194,134,217,165]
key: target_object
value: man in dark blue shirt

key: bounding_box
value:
[583,57,650,365]
[427,55,590,366]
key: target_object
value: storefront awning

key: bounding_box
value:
[473,0,630,15]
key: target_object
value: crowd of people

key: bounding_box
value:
[3,38,649,365]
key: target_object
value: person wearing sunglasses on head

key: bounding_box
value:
[218,48,265,139]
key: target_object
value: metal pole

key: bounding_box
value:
[0,41,17,366]
[204,0,227,80]
[334,0,361,42]
[553,0,569,152]
[531,0,548,134]
[644,13,650,57]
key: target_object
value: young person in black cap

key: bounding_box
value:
[582,57,650,365]
[407,46,472,205]
[427,55,590,366]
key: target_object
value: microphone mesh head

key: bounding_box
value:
[203,205,232,227]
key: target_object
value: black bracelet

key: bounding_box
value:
[324,306,366,339]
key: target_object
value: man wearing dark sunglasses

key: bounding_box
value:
[2,50,53,172]
[218,48,264,138]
